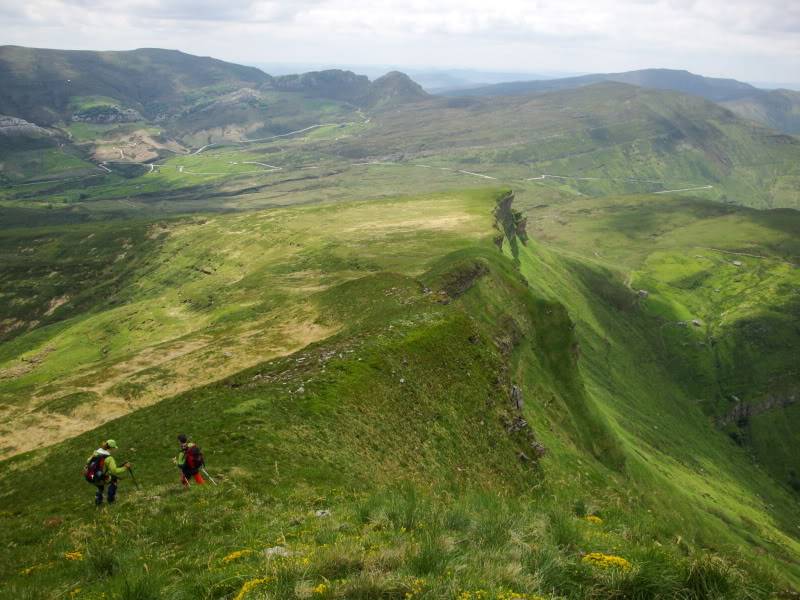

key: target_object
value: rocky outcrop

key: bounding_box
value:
[270,69,429,108]
[272,69,371,103]
[511,384,524,410]
[72,105,143,124]
[440,259,489,299]
[0,115,53,137]
[717,390,798,427]
[502,384,547,462]
[362,71,429,108]
[493,191,527,261]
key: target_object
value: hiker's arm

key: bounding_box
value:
[105,456,129,476]
[176,451,185,466]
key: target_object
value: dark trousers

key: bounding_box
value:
[179,465,205,487]
[95,477,118,505]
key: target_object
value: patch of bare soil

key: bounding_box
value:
[0,346,55,380]
[44,295,70,316]
[0,318,25,337]
[343,214,476,234]
[0,316,338,460]
[92,130,186,162]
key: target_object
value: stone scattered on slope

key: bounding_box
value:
[0,114,53,137]
[511,384,524,410]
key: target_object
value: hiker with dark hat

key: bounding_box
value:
[84,439,131,506]
[174,434,205,487]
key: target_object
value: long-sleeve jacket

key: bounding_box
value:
[175,442,198,467]
[90,448,127,476]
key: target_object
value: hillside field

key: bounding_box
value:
[1,46,799,600]
[1,189,799,600]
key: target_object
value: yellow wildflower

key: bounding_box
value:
[584,515,603,525]
[496,590,546,600]
[405,578,426,598]
[582,552,632,570]
[458,592,488,600]
[233,577,272,600]
[222,549,253,564]
[64,551,84,561]
[69,588,81,599]
[313,582,329,595]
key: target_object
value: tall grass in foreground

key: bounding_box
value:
[5,482,784,599]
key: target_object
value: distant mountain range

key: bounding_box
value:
[253,63,570,94]
[2,46,798,137]
[444,69,756,100]
[1,44,798,208]
[444,68,800,134]
[0,46,428,127]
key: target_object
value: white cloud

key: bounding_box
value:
[0,0,797,83]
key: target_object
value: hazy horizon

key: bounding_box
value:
[1,0,798,86]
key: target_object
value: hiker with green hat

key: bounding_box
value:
[83,439,131,506]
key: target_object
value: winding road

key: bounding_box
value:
[12,114,717,197]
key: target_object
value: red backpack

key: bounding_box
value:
[185,444,205,472]
[84,454,107,484]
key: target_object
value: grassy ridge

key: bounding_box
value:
[0,189,798,599]
[520,194,800,502]
[0,191,492,458]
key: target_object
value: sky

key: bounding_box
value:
[1,0,798,85]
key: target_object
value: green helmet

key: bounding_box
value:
[106,439,118,448]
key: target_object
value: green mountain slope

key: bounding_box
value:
[0,46,270,125]
[0,46,428,129]
[2,48,798,217]
[517,193,800,504]
[0,45,430,165]
[338,82,800,209]
[445,69,758,102]
[722,89,800,134]
[445,69,800,135]
[1,189,798,599]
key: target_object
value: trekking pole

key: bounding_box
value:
[128,466,140,489]
[201,466,217,486]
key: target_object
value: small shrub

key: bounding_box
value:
[547,509,581,549]
[120,575,162,600]
[443,506,472,532]
[594,547,682,599]
[408,534,450,575]
[86,548,118,578]
[386,484,424,531]
[314,545,364,580]
[527,544,586,596]
[337,572,408,599]
[684,554,741,599]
